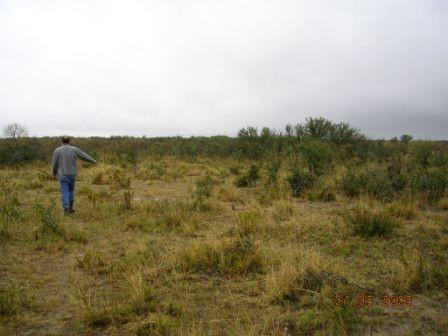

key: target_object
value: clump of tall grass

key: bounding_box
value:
[306,186,336,202]
[120,190,134,211]
[385,198,418,219]
[0,285,35,316]
[145,199,197,230]
[125,271,156,315]
[178,238,265,275]
[36,168,53,182]
[232,210,264,237]
[80,186,110,207]
[91,171,105,185]
[216,179,244,203]
[73,285,130,330]
[344,203,399,238]
[77,250,108,274]
[110,168,131,189]
[271,199,295,221]
[437,197,448,210]
[192,174,216,210]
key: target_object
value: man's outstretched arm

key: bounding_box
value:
[74,148,96,164]
[51,150,59,176]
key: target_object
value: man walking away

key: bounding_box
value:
[51,136,96,214]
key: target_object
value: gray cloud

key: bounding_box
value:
[1,0,447,139]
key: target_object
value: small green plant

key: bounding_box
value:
[193,174,215,206]
[266,158,281,184]
[33,200,63,237]
[0,181,21,223]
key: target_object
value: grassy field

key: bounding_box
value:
[1,156,447,335]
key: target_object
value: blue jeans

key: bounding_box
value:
[59,175,76,210]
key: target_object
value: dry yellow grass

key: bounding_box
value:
[0,158,447,335]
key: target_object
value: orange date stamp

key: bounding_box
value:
[334,294,413,307]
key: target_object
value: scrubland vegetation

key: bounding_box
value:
[0,118,447,335]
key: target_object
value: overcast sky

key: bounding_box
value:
[1,0,447,139]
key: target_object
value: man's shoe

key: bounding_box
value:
[69,207,75,213]
[63,208,71,216]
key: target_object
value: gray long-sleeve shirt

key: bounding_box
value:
[51,144,96,176]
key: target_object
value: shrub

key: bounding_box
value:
[236,164,260,187]
[411,168,447,204]
[299,141,332,175]
[345,205,398,238]
[229,166,240,175]
[339,165,396,200]
[287,167,316,197]
[266,158,281,184]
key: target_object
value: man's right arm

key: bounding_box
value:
[74,148,96,164]
[51,150,59,176]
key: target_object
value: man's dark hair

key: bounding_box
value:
[61,136,70,144]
